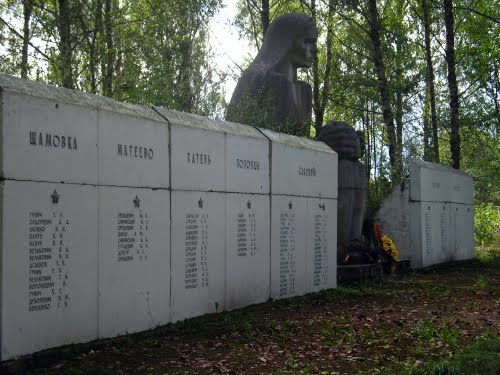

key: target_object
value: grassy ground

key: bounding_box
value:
[11,245,500,375]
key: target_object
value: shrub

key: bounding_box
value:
[475,203,500,246]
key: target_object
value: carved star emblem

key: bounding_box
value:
[51,190,60,204]
[133,195,140,208]
[247,200,252,209]
[198,197,203,209]
[289,201,293,210]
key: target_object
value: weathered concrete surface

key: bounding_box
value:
[377,160,474,269]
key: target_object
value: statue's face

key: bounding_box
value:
[290,30,317,68]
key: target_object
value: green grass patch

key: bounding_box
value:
[419,332,499,375]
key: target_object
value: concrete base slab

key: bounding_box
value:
[337,263,383,284]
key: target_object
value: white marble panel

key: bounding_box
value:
[415,167,450,203]
[1,180,98,360]
[1,92,98,184]
[409,160,474,204]
[98,187,170,338]
[170,125,225,192]
[306,198,337,293]
[409,201,424,268]
[451,204,475,261]
[226,194,270,309]
[420,202,452,267]
[462,204,475,260]
[98,110,169,188]
[260,129,337,198]
[376,185,412,262]
[450,173,474,204]
[225,133,269,194]
[170,191,225,322]
[270,196,307,299]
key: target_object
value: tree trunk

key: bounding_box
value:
[363,105,371,180]
[311,0,321,135]
[58,0,74,88]
[76,0,101,94]
[444,0,460,169]
[422,0,439,162]
[103,0,113,97]
[91,0,102,94]
[261,0,269,37]
[493,62,499,130]
[423,86,432,161]
[367,0,399,176]
[313,0,334,136]
[395,42,403,157]
[21,0,33,79]
[395,89,403,155]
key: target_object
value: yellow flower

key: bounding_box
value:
[381,235,399,261]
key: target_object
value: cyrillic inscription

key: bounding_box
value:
[424,210,432,255]
[184,212,209,289]
[28,210,71,312]
[453,211,459,254]
[186,153,211,165]
[116,207,150,263]
[440,210,447,253]
[29,131,78,150]
[236,208,257,258]
[236,158,259,171]
[313,212,328,288]
[299,167,316,177]
[279,211,296,297]
[117,144,154,159]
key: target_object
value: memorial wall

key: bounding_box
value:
[0,75,338,360]
[376,160,474,268]
[260,130,338,299]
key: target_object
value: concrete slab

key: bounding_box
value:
[98,109,169,188]
[98,186,170,338]
[259,128,337,198]
[170,191,225,322]
[226,133,269,194]
[451,203,475,261]
[225,194,270,310]
[1,91,98,184]
[270,195,307,299]
[1,180,98,360]
[306,198,337,292]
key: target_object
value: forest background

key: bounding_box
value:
[0,0,498,246]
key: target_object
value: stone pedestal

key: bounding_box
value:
[337,160,367,260]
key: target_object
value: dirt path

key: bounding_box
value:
[16,259,500,374]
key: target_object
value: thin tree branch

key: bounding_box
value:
[0,15,51,60]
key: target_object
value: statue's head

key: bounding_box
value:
[252,13,318,71]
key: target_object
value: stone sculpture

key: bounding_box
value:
[227,13,368,263]
[318,122,367,261]
[226,13,317,136]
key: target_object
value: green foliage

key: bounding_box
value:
[475,204,500,246]
[0,0,225,117]
[412,318,460,346]
[365,177,396,219]
[419,332,500,375]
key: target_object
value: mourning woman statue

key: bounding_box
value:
[226,13,317,136]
